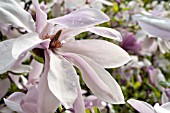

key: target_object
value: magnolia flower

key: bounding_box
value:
[127,99,170,113]
[0,0,131,112]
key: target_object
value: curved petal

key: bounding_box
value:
[133,14,170,40]
[73,77,86,113]
[0,39,16,74]
[12,32,50,59]
[20,87,38,113]
[59,26,122,42]
[48,8,110,28]
[60,39,131,68]
[28,59,43,83]
[32,0,47,34]
[127,99,154,113]
[62,53,125,104]
[48,52,78,107]
[0,0,35,32]
[4,92,25,112]
[37,50,60,113]
[87,27,122,41]
[0,78,10,100]
[98,0,113,6]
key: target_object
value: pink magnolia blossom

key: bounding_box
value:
[0,0,131,112]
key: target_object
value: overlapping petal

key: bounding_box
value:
[62,53,125,104]
[20,87,38,113]
[0,0,35,32]
[48,8,110,28]
[0,78,10,100]
[37,50,60,113]
[4,92,25,113]
[59,39,131,68]
[0,39,16,74]
[133,14,170,40]
[31,0,47,34]
[48,52,78,107]
[12,32,50,59]
[73,77,86,113]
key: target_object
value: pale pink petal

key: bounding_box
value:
[12,32,50,59]
[21,87,38,113]
[0,0,35,32]
[48,52,78,107]
[4,92,25,112]
[28,59,43,84]
[154,103,170,113]
[127,99,154,113]
[73,77,86,113]
[0,39,16,74]
[133,14,170,40]
[59,26,122,42]
[87,27,122,41]
[32,0,47,34]
[62,53,125,104]
[0,78,10,100]
[37,50,60,113]
[60,39,131,68]
[48,8,110,28]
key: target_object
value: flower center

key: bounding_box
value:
[43,30,62,49]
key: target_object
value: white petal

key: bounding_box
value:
[73,77,86,113]
[127,99,154,113]
[4,92,25,112]
[62,53,125,104]
[12,32,50,59]
[87,27,122,41]
[0,0,35,32]
[32,0,47,34]
[37,50,60,113]
[60,39,131,68]
[48,52,78,107]
[0,39,16,74]
[59,26,122,41]
[48,8,110,28]
[0,78,10,100]
[133,14,170,40]
[21,87,38,113]
[28,59,43,83]
[154,103,170,113]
